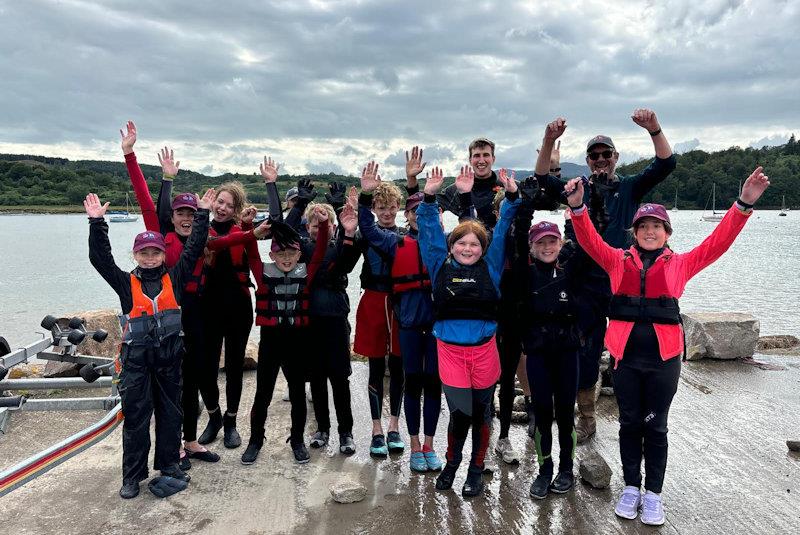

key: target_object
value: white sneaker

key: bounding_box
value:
[614,486,642,520]
[640,491,665,526]
[494,437,520,465]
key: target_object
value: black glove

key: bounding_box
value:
[519,175,540,201]
[269,218,301,249]
[296,178,318,203]
[521,175,560,211]
[325,181,346,209]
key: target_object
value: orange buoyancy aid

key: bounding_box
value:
[390,235,431,294]
[120,273,183,346]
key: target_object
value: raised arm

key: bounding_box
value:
[484,169,519,283]
[85,193,129,295]
[306,206,332,285]
[259,156,284,221]
[404,146,426,194]
[170,190,213,295]
[120,121,159,231]
[357,161,400,256]
[565,177,624,275]
[156,146,179,234]
[629,109,676,201]
[417,167,448,281]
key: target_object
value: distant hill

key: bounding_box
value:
[0,136,798,209]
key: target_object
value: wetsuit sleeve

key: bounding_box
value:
[569,206,624,279]
[629,155,677,203]
[539,173,568,201]
[328,234,361,277]
[266,182,283,221]
[156,175,174,234]
[206,230,257,251]
[124,152,160,232]
[435,183,461,218]
[678,203,751,281]
[169,208,210,301]
[416,199,447,283]
[513,204,534,265]
[306,218,330,285]
[457,192,476,221]
[285,203,306,231]
[485,194,520,286]
[88,217,132,307]
[357,193,399,258]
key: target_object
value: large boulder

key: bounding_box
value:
[682,312,759,360]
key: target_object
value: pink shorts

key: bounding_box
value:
[437,336,500,390]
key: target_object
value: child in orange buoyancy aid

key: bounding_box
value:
[84,190,212,500]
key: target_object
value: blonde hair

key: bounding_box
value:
[492,189,505,212]
[304,202,336,224]
[448,219,489,251]
[373,182,403,208]
[216,181,248,221]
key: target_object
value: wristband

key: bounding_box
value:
[569,202,586,211]
[550,167,561,173]
[424,193,437,204]
[162,173,175,181]
[736,198,754,210]
[649,128,662,137]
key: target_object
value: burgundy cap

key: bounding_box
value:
[587,135,615,152]
[528,220,562,242]
[172,193,198,211]
[270,240,301,253]
[632,203,671,227]
[133,231,166,252]
[405,192,424,212]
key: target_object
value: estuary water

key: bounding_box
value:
[0,210,797,349]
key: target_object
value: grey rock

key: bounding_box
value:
[330,477,367,504]
[758,335,800,351]
[511,411,530,424]
[682,312,760,360]
[513,395,526,412]
[579,451,612,489]
[787,440,800,452]
[43,360,80,378]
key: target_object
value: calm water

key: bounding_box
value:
[0,210,797,349]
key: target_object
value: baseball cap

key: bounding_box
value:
[587,135,616,152]
[405,192,424,212]
[631,203,671,227]
[285,187,299,202]
[528,221,562,243]
[133,231,166,252]
[171,193,198,211]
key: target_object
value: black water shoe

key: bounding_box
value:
[119,481,140,499]
[241,441,262,465]
[549,471,574,494]
[529,472,552,500]
[462,466,485,498]
[198,409,222,444]
[160,464,191,483]
[435,463,458,490]
[223,412,241,449]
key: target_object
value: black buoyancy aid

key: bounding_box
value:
[360,231,404,292]
[433,258,499,321]
[608,251,681,324]
[255,262,310,327]
[524,261,574,324]
[391,235,430,294]
[120,273,183,347]
[208,225,252,292]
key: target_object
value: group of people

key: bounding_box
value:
[84,110,770,527]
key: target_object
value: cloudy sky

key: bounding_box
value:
[0,0,797,177]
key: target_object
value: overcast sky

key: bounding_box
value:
[0,0,797,177]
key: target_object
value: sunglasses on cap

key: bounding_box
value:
[588,150,614,161]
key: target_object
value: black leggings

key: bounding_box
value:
[309,316,354,434]
[400,326,441,437]
[442,384,494,471]
[524,341,579,474]
[201,294,253,415]
[613,353,680,493]
[497,318,523,439]
[249,328,307,444]
[180,301,216,442]
[368,355,404,421]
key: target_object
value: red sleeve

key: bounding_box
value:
[570,207,625,280]
[306,223,329,285]
[245,237,263,287]
[124,152,160,232]
[206,230,257,251]
[678,204,751,281]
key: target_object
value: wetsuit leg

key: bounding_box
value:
[311,316,353,434]
[442,385,473,467]
[119,347,154,484]
[248,331,282,443]
[181,302,203,442]
[368,357,386,420]
[612,361,646,489]
[401,326,424,436]
[201,311,224,412]
[525,349,555,474]
[553,346,579,473]
[497,319,522,439]
[469,385,495,470]
[388,353,404,418]
[310,375,331,433]
[282,330,309,444]
[421,330,441,437]
[222,296,253,415]
[578,314,607,390]
[641,356,681,493]
[152,346,183,471]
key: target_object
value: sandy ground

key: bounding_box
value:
[1,354,799,534]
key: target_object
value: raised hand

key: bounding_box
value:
[197,188,216,210]
[544,117,567,141]
[314,204,329,223]
[120,121,137,155]
[550,140,561,169]
[326,181,346,206]
[498,168,517,193]
[83,193,109,218]
[564,177,585,208]
[347,186,358,209]
[241,205,258,224]
[519,175,540,200]
[253,220,272,239]
[158,146,180,176]
[260,156,279,183]
[405,146,427,179]
[739,166,770,205]
[297,178,318,202]
[423,167,445,195]
[360,161,381,192]
[631,108,660,132]
[455,165,474,193]
[339,202,357,234]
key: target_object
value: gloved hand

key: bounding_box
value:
[297,178,318,203]
[269,218,301,249]
[519,176,540,201]
[325,181,346,209]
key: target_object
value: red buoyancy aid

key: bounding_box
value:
[207,225,252,294]
[390,235,431,294]
[254,263,311,327]
[121,273,182,345]
[164,232,183,269]
[163,232,206,295]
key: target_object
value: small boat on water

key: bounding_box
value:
[671,187,679,212]
[780,195,788,216]
[702,183,723,222]
[109,193,138,223]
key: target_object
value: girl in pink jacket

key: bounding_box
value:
[564,167,770,527]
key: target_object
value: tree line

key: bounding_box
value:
[0,137,797,209]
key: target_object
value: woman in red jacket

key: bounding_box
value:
[564,167,770,527]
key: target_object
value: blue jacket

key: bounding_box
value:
[417,193,520,345]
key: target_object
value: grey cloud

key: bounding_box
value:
[674,138,701,153]
[305,161,348,175]
[339,145,364,156]
[749,134,790,148]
